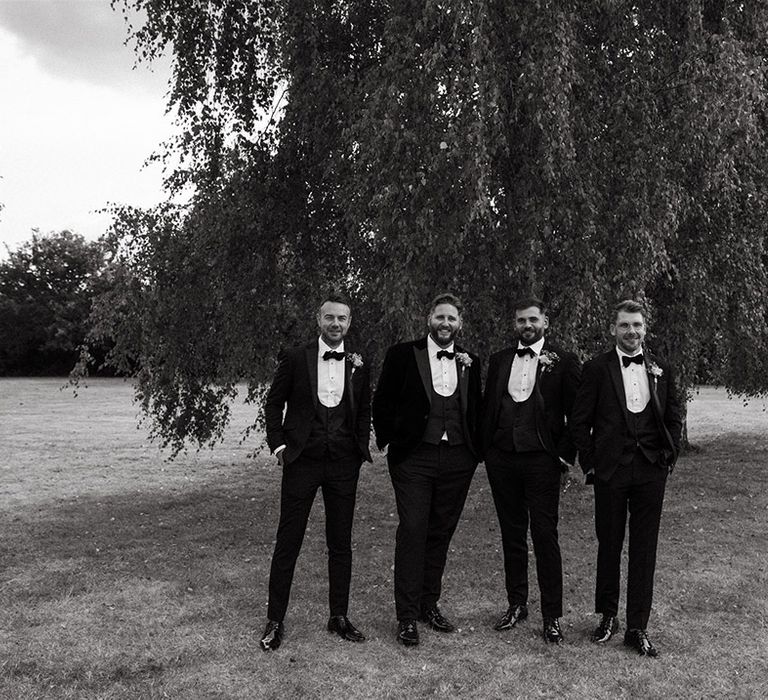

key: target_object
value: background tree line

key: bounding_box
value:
[0,231,113,376]
[21,1,768,452]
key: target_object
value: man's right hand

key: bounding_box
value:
[275,445,286,467]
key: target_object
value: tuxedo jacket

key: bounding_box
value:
[480,340,581,466]
[264,339,373,466]
[571,349,683,481]
[372,338,482,466]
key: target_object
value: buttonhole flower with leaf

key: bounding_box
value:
[455,352,472,373]
[647,361,663,379]
[346,353,364,373]
[538,350,559,373]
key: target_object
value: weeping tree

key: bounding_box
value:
[87,0,768,452]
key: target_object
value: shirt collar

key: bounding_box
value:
[318,337,344,356]
[517,337,545,356]
[615,345,643,363]
[427,335,454,357]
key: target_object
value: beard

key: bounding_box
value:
[518,327,544,346]
[429,326,458,347]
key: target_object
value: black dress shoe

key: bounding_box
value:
[494,604,528,631]
[327,615,366,642]
[397,619,420,646]
[419,605,456,633]
[260,620,284,651]
[624,628,659,657]
[592,615,619,643]
[543,617,564,644]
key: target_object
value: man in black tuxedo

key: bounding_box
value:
[372,293,482,646]
[571,299,682,657]
[480,297,581,644]
[259,293,372,651]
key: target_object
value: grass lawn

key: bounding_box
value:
[1,379,767,699]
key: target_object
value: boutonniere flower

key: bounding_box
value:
[346,352,364,372]
[538,349,559,373]
[647,361,663,378]
[455,352,473,371]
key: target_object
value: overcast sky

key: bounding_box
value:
[0,0,174,254]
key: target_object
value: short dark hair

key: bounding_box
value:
[613,299,645,321]
[428,292,464,316]
[512,296,547,315]
[318,291,352,314]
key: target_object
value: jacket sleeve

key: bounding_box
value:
[663,362,684,457]
[557,351,583,463]
[372,345,403,449]
[264,348,292,453]
[469,353,483,449]
[480,354,500,457]
[356,361,373,461]
[570,358,598,474]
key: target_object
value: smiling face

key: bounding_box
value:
[611,310,646,354]
[427,303,462,348]
[317,301,351,349]
[514,305,549,346]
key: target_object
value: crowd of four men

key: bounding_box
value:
[260,292,682,658]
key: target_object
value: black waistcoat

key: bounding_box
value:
[302,388,357,460]
[422,386,464,445]
[492,392,542,453]
[620,401,663,466]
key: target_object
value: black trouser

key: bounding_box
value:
[485,447,563,618]
[593,452,667,629]
[388,442,476,621]
[267,454,361,622]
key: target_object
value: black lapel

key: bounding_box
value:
[414,341,432,406]
[306,340,319,407]
[607,350,630,425]
[344,350,356,417]
[532,342,549,440]
[646,353,675,449]
[646,355,663,416]
[456,345,469,416]
[535,340,548,384]
[496,350,515,406]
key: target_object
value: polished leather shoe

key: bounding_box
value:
[543,617,564,644]
[327,615,365,642]
[260,620,284,651]
[592,615,619,643]
[419,605,456,633]
[397,619,420,646]
[624,628,658,657]
[494,604,528,631]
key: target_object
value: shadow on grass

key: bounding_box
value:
[1,461,400,631]
[2,434,768,698]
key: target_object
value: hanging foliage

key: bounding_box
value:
[90,0,768,451]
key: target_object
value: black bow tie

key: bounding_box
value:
[516,347,535,358]
[436,350,455,360]
[323,350,345,361]
[622,354,644,367]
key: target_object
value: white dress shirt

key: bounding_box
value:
[508,337,545,401]
[616,347,650,413]
[427,335,458,397]
[317,338,345,407]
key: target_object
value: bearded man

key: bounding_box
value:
[372,293,482,647]
[480,297,581,644]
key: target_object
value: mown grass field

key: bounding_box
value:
[1,379,767,699]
